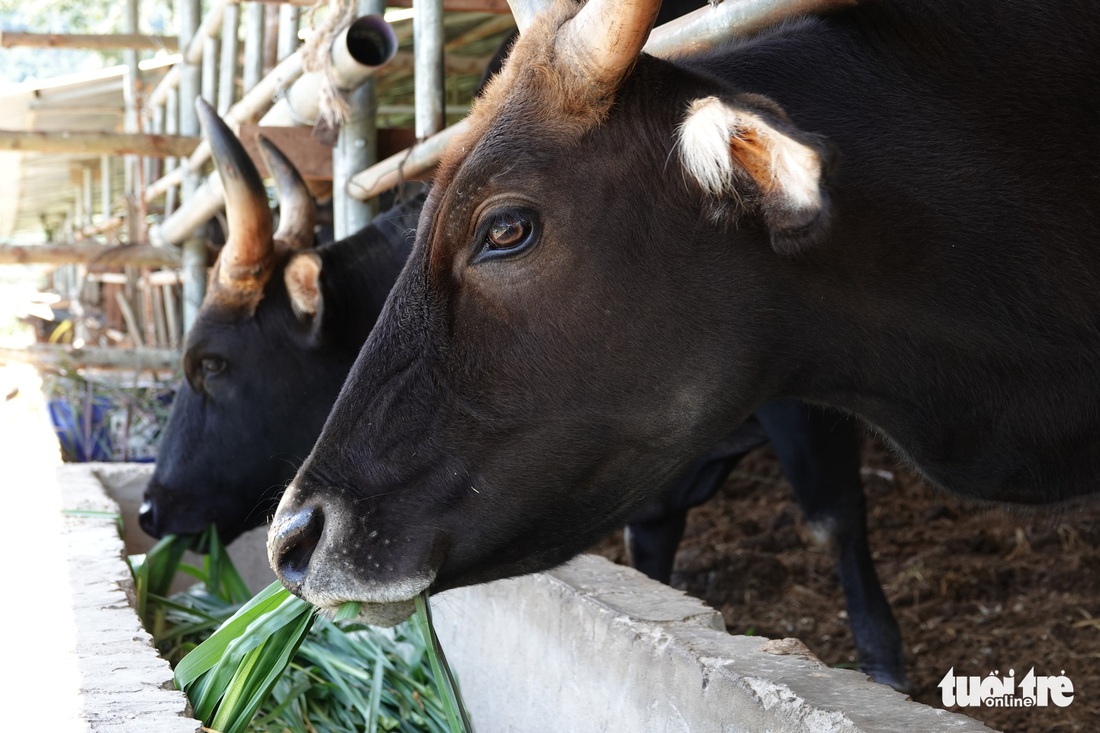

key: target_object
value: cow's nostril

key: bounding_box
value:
[138,499,160,538]
[272,506,325,590]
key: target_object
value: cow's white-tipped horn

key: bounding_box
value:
[559,0,661,87]
[258,136,316,254]
[505,0,543,33]
[195,97,275,297]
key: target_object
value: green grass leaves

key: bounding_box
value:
[129,526,473,732]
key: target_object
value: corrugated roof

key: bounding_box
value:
[0,59,171,242]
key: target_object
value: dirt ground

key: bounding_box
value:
[591,429,1099,733]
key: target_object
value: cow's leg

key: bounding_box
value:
[755,399,909,692]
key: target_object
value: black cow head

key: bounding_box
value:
[140,100,370,543]
[268,0,833,622]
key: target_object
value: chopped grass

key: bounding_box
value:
[128,528,472,733]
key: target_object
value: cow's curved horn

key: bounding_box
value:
[559,0,661,87]
[195,97,274,294]
[257,135,315,253]
[505,0,541,33]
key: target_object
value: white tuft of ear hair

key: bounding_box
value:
[678,96,823,212]
[284,252,322,320]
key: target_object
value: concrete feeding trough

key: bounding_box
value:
[58,463,996,732]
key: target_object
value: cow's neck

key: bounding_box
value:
[318,230,413,350]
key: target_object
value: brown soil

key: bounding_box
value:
[590,430,1100,733]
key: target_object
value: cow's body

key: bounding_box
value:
[268,0,1100,632]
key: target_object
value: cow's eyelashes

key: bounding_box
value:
[473,209,539,263]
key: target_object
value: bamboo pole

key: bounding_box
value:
[88,271,183,286]
[218,2,241,115]
[0,243,181,267]
[414,0,445,140]
[0,345,179,371]
[0,31,178,50]
[115,291,146,347]
[144,51,304,203]
[243,2,266,92]
[0,130,199,158]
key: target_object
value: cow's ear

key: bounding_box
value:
[678,95,832,255]
[284,251,323,323]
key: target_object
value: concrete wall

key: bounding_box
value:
[73,463,996,733]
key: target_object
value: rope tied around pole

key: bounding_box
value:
[300,0,358,129]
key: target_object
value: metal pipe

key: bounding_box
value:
[641,0,855,56]
[218,2,241,114]
[260,15,397,127]
[414,0,445,139]
[150,14,400,246]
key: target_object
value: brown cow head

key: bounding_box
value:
[268,0,834,623]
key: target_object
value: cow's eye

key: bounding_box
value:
[201,356,227,377]
[475,209,538,262]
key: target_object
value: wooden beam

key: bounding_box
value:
[0,130,199,159]
[0,344,179,371]
[0,242,181,268]
[0,31,179,51]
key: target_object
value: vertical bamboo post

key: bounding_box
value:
[124,0,142,243]
[202,35,220,105]
[414,0,446,140]
[82,167,94,228]
[243,2,266,93]
[100,156,111,222]
[218,2,241,114]
[179,0,206,330]
[334,0,385,238]
[277,5,300,61]
[164,88,179,216]
[162,282,180,348]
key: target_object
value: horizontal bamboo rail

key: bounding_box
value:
[0,345,179,371]
[0,130,199,158]
[0,31,178,51]
[0,242,181,267]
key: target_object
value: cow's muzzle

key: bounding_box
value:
[267,479,436,626]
